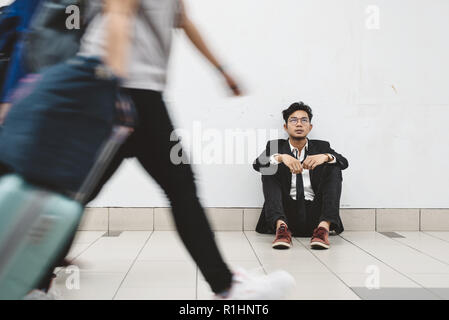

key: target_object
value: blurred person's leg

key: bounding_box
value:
[126,88,233,294]
[43,88,234,294]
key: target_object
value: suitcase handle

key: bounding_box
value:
[72,125,133,203]
[72,89,137,203]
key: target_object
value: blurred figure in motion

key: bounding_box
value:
[27,0,295,300]
[0,0,139,299]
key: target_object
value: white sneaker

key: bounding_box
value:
[215,268,296,300]
[23,289,58,300]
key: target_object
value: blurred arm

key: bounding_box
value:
[178,0,222,70]
[178,0,242,96]
[0,103,11,125]
[104,0,138,78]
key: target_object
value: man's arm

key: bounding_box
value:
[104,0,138,78]
[253,140,304,175]
[302,141,348,170]
[253,141,278,173]
[177,0,242,96]
[324,142,348,170]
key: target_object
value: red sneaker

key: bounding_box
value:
[272,224,292,249]
[310,227,330,249]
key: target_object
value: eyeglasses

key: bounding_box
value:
[288,117,310,125]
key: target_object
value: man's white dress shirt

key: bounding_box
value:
[269,139,336,201]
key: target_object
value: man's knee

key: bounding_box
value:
[261,172,282,186]
[322,164,343,182]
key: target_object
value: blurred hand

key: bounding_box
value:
[0,103,12,125]
[222,71,243,96]
[302,154,329,170]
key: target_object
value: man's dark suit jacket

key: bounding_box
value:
[252,139,349,234]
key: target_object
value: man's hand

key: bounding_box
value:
[302,154,330,170]
[0,103,12,125]
[279,154,303,174]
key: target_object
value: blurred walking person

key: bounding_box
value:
[22,0,295,299]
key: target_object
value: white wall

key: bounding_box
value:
[90,0,449,208]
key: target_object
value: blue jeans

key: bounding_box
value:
[0,56,119,194]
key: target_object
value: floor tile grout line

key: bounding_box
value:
[243,232,268,275]
[55,231,107,275]
[374,209,377,231]
[111,231,155,300]
[107,208,110,235]
[339,233,442,299]
[386,231,449,271]
[422,231,449,244]
[419,209,422,232]
[152,208,155,231]
[384,234,449,300]
[70,231,106,261]
[292,237,363,300]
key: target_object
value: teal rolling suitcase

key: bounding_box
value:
[0,175,83,300]
[0,126,133,300]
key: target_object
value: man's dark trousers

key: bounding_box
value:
[257,164,344,237]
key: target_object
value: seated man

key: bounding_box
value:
[253,102,348,250]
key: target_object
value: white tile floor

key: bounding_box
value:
[51,231,449,300]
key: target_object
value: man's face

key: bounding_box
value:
[284,110,312,139]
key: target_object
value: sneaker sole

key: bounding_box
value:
[310,241,330,250]
[272,242,291,249]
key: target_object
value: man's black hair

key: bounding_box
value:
[282,102,313,124]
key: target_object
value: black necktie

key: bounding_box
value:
[294,149,305,202]
[294,149,307,231]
